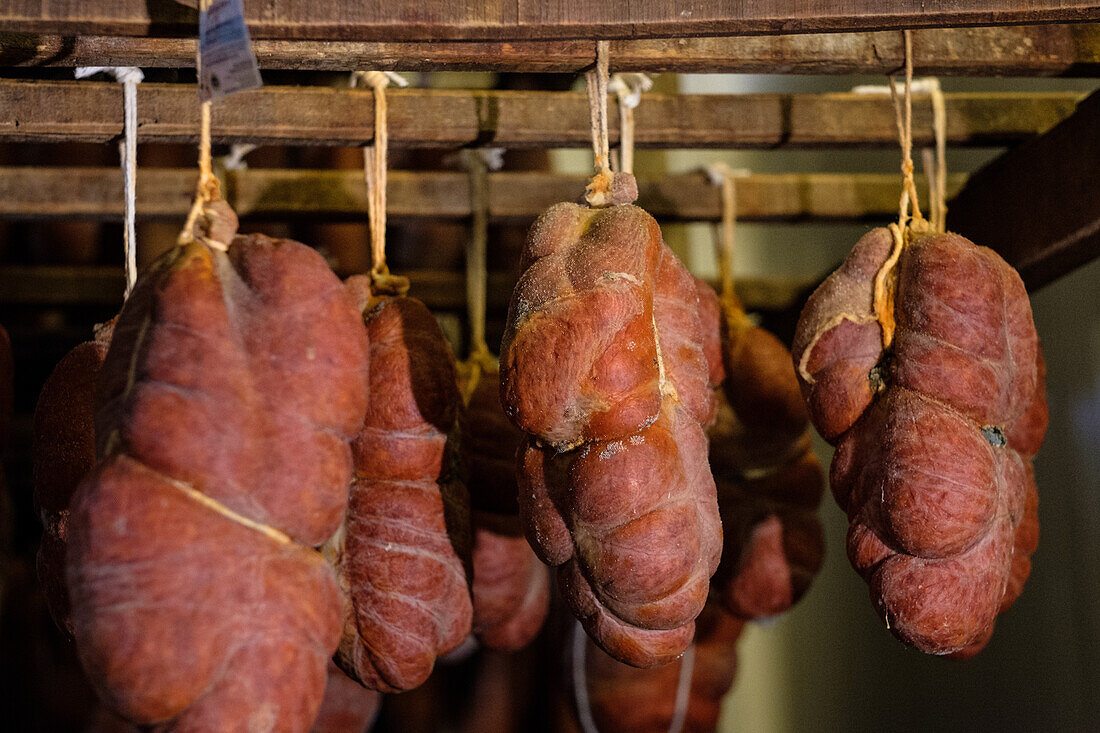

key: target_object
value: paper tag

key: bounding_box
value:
[198,0,262,102]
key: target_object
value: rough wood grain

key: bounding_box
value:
[0,166,966,222]
[0,81,1082,148]
[0,265,814,313]
[948,89,1100,291]
[4,25,1099,75]
[1,1,1098,41]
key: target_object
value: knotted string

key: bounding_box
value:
[75,66,143,297]
[609,73,652,176]
[352,70,410,296]
[584,41,613,206]
[176,14,228,252]
[887,29,925,231]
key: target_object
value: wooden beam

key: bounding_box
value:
[3,25,1099,75]
[1,1,1098,41]
[0,166,966,223]
[0,265,813,313]
[0,81,1082,148]
[948,89,1100,291]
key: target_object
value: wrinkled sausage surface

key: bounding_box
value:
[793,229,1047,655]
[509,222,721,668]
[326,282,473,693]
[500,201,662,450]
[66,224,370,730]
[461,365,550,651]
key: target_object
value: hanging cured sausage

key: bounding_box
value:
[458,151,549,653]
[579,605,744,733]
[33,320,114,638]
[461,362,550,651]
[504,185,722,668]
[322,71,473,694]
[697,281,825,622]
[793,225,1047,656]
[325,275,473,693]
[64,200,371,729]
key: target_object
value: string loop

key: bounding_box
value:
[222,142,257,171]
[75,66,143,296]
[609,73,652,176]
[584,41,614,206]
[352,70,410,296]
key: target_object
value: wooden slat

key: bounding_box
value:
[3,25,1099,75]
[1,1,1098,41]
[0,264,813,312]
[948,89,1100,290]
[0,81,1083,148]
[0,166,966,223]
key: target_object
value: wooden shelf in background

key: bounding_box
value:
[0,265,816,313]
[949,89,1100,290]
[0,167,967,223]
[0,81,1083,148]
[1,1,1098,41]
[3,24,1098,75]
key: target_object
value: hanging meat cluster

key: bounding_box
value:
[697,283,825,621]
[459,359,551,651]
[580,605,744,733]
[34,319,114,639]
[501,174,722,669]
[39,202,370,729]
[576,275,826,733]
[793,226,1047,656]
[324,275,473,693]
[32,201,383,730]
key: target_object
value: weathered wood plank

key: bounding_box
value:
[3,24,1099,75]
[0,166,966,223]
[1,0,1099,41]
[0,264,813,312]
[948,89,1100,290]
[0,81,1082,148]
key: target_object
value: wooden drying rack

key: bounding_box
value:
[0,3,1097,312]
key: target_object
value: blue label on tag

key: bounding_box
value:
[199,0,262,101]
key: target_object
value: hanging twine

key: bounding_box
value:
[462,148,501,367]
[886,29,926,232]
[178,27,227,252]
[924,78,948,233]
[704,163,751,302]
[352,70,410,296]
[584,41,614,206]
[609,73,652,176]
[75,66,143,297]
